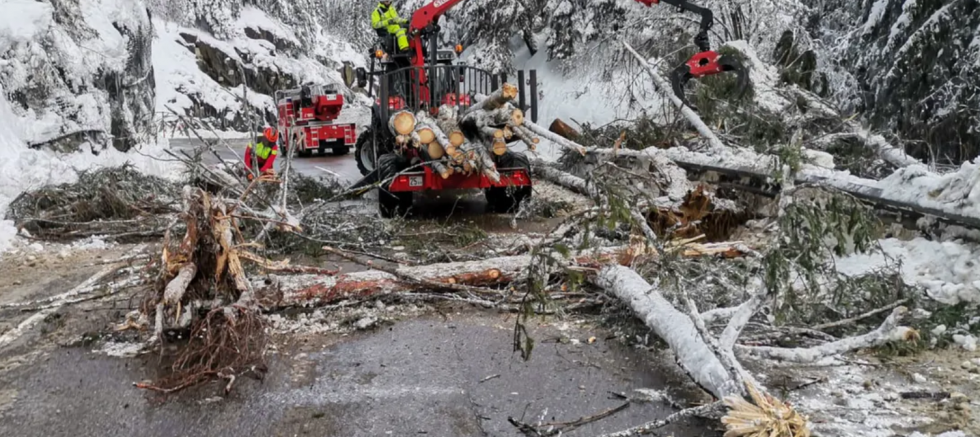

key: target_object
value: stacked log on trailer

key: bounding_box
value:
[384,82,555,182]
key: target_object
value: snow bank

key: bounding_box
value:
[0,84,182,254]
[879,160,980,220]
[836,237,980,305]
[0,0,53,52]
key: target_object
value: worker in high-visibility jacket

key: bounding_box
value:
[244,127,279,181]
[372,0,409,52]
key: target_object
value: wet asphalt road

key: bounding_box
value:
[0,313,717,437]
[170,137,365,184]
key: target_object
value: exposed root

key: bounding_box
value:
[135,306,268,394]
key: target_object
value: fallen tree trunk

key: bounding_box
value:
[588,146,980,230]
[258,244,672,307]
[525,120,586,155]
[464,83,518,116]
[594,265,740,399]
[265,255,531,306]
[620,40,726,154]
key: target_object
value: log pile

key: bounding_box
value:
[384,83,543,182]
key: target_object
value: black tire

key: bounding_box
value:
[485,151,532,213]
[377,153,412,218]
[332,146,350,156]
[355,129,377,176]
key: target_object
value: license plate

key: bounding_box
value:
[409,176,423,187]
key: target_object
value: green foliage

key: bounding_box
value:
[773,30,828,97]
[766,189,887,324]
[823,135,893,179]
[772,139,804,183]
[286,174,343,207]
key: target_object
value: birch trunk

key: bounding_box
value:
[620,40,727,154]
[463,83,518,116]
[587,146,980,229]
[595,265,739,399]
[525,121,586,155]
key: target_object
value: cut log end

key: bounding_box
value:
[417,127,435,144]
[448,131,465,147]
[427,142,445,160]
[511,109,524,126]
[501,83,518,100]
[392,112,416,136]
[492,140,508,156]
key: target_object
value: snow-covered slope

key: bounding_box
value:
[806,0,980,164]
[152,5,370,134]
[1,0,154,152]
[0,84,180,254]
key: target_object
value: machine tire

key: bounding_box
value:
[485,151,532,213]
[377,153,412,218]
[355,129,378,176]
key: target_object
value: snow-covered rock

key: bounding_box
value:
[1,0,155,152]
[152,6,369,133]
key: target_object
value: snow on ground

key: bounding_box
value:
[0,0,52,53]
[0,85,182,254]
[837,237,980,305]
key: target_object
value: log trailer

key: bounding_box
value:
[275,84,357,157]
[353,0,746,218]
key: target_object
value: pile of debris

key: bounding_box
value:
[5,165,179,241]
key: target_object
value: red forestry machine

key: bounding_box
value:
[275,84,357,157]
[352,0,746,218]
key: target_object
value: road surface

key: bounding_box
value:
[170,137,365,184]
[0,310,716,437]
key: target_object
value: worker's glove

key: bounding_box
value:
[262,169,276,176]
[395,17,408,25]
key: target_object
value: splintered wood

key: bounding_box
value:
[722,381,810,437]
[650,185,742,241]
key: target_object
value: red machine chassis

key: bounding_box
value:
[388,166,531,192]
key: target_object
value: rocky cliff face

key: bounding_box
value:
[1,0,155,152]
[151,1,367,132]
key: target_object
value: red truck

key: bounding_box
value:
[276,84,357,157]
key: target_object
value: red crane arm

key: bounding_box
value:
[408,0,466,34]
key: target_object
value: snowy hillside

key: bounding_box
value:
[152,6,370,133]
[1,0,154,152]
